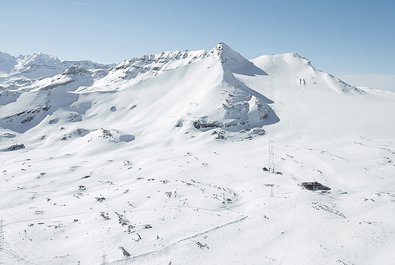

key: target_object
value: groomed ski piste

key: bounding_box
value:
[1,43,395,265]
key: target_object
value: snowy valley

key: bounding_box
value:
[0,43,395,265]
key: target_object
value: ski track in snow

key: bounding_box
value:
[110,216,248,264]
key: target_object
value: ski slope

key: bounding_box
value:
[1,43,395,265]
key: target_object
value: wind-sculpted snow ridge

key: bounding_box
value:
[1,43,395,265]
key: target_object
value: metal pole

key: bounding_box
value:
[266,184,274,197]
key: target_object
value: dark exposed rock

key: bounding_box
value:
[301,181,331,191]
[119,246,131,257]
[193,119,223,130]
[5,143,25,151]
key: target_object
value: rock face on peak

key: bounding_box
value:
[63,66,92,76]
[91,49,209,90]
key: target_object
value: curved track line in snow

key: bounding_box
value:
[110,216,248,264]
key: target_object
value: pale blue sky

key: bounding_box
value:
[1,0,394,89]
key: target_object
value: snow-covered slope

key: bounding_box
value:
[252,52,362,94]
[1,43,395,265]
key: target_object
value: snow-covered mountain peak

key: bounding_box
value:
[16,52,62,68]
[0,50,16,60]
[12,52,66,79]
[252,52,362,94]
[88,43,268,92]
[283,52,313,65]
[0,51,17,73]
[210,42,244,63]
[0,50,13,57]
[208,42,267,75]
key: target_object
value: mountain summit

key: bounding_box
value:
[209,42,267,75]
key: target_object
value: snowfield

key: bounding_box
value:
[1,43,395,265]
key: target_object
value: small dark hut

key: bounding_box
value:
[301,181,330,191]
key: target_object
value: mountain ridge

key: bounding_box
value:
[0,42,357,93]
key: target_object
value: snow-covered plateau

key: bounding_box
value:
[0,43,394,265]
